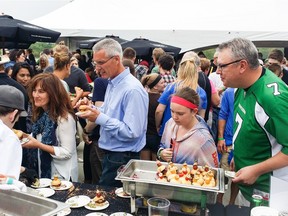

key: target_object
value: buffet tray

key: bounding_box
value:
[116,160,225,204]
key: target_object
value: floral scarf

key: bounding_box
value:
[24,111,58,178]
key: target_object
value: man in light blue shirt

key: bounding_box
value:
[80,39,148,187]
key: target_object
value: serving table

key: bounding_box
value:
[47,182,250,216]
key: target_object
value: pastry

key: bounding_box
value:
[12,129,23,140]
[78,105,88,113]
[93,190,106,206]
[157,173,168,182]
[51,175,61,187]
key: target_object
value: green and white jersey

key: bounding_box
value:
[233,68,288,203]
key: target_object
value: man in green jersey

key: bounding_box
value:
[216,38,288,206]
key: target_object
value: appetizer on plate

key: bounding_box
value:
[51,175,62,188]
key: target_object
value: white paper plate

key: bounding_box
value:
[251,206,278,216]
[85,200,109,211]
[225,171,236,178]
[57,208,71,216]
[51,180,73,191]
[115,188,130,198]
[36,188,55,198]
[65,195,91,208]
[20,137,30,145]
[110,213,133,216]
[86,213,108,216]
[31,178,52,188]
[75,111,90,116]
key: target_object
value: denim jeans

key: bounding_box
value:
[99,151,140,187]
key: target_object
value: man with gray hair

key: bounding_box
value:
[78,39,148,187]
[216,37,288,206]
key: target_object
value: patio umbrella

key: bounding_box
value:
[77,35,128,49]
[1,41,35,49]
[0,15,61,48]
[121,38,181,58]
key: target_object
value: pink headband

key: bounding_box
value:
[171,96,198,109]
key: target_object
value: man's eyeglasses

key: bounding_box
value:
[92,56,115,67]
[217,59,243,71]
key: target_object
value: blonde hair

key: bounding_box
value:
[53,41,69,55]
[54,52,72,70]
[175,59,198,91]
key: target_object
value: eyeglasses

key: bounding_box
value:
[92,56,115,67]
[217,59,243,71]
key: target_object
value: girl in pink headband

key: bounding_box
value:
[157,87,219,168]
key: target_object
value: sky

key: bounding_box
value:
[0,0,71,21]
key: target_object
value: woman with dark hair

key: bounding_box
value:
[141,73,165,161]
[4,49,26,69]
[22,73,78,181]
[11,62,34,88]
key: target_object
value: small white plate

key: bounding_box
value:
[36,188,55,198]
[110,212,133,216]
[75,111,90,116]
[51,180,73,191]
[85,200,109,211]
[115,188,130,198]
[31,178,52,188]
[225,171,236,178]
[20,137,30,145]
[57,208,71,216]
[86,213,108,216]
[65,195,91,208]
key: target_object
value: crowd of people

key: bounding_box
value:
[0,37,288,208]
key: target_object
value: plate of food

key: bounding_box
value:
[57,208,71,216]
[36,188,55,198]
[65,195,91,208]
[20,137,30,145]
[31,178,52,188]
[50,176,73,190]
[75,105,91,116]
[86,213,108,216]
[115,188,130,198]
[85,190,109,210]
[85,200,109,211]
[109,213,133,216]
[225,170,236,178]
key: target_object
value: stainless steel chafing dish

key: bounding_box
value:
[116,159,225,205]
[0,189,69,216]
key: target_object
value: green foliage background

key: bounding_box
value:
[29,42,283,61]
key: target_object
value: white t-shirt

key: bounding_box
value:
[0,119,22,179]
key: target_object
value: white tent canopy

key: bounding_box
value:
[31,0,288,52]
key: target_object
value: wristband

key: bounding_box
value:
[218,137,225,141]
[157,148,164,160]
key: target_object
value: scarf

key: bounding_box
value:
[25,112,58,178]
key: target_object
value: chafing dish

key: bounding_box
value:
[116,160,225,205]
[0,189,69,216]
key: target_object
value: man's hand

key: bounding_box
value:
[232,164,260,185]
[78,106,100,122]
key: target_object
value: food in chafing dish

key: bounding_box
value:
[181,203,197,214]
[156,160,216,187]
